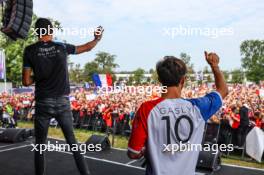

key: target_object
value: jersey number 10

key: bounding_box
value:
[162,115,194,144]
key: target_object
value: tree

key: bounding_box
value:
[222,71,230,82]
[203,66,210,74]
[151,70,159,84]
[94,52,119,74]
[149,68,155,74]
[132,68,145,85]
[241,40,264,83]
[180,52,194,73]
[83,61,99,82]
[83,51,119,82]
[206,75,213,82]
[127,76,134,85]
[231,69,244,84]
[0,15,38,86]
[69,64,83,84]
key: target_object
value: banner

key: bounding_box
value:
[0,49,6,80]
[246,127,264,162]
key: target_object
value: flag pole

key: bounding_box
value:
[0,48,7,93]
[4,49,6,93]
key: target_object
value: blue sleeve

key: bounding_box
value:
[65,43,77,55]
[187,91,223,121]
[54,42,77,55]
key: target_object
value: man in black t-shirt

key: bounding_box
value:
[22,18,103,175]
[237,102,249,147]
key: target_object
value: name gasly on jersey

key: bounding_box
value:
[162,142,234,155]
[158,106,194,115]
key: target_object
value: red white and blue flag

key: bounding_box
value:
[92,73,112,87]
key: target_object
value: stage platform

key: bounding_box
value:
[0,138,263,175]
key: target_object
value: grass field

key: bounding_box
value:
[17,121,264,169]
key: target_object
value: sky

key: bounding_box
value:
[33,0,264,72]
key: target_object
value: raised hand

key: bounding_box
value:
[94,26,104,41]
[204,51,220,68]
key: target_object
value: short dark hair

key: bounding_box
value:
[156,56,187,87]
[35,18,53,37]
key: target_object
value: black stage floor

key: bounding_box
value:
[0,138,263,175]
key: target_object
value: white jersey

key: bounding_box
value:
[128,91,222,175]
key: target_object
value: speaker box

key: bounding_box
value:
[1,0,33,40]
[23,128,34,139]
[85,135,111,151]
[196,123,221,172]
[0,128,26,143]
[196,149,221,172]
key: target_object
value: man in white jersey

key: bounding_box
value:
[127,52,228,175]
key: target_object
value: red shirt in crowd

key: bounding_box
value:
[231,113,240,129]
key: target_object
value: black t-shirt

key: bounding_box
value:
[23,41,76,100]
[239,106,249,127]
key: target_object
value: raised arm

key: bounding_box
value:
[76,26,104,54]
[204,51,228,99]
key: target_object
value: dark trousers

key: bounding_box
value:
[237,125,249,147]
[34,96,90,175]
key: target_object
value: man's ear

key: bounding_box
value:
[180,76,186,88]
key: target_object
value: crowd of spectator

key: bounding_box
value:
[183,83,264,147]
[0,92,34,127]
[0,83,263,147]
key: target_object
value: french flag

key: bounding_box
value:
[92,73,113,87]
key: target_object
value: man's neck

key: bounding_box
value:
[39,35,53,42]
[161,86,182,99]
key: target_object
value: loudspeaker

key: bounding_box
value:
[85,135,111,151]
[196,149,221,172]
[196,123,222,172]
[0,128,26,143]
[23,128,35,139]
[203,123,220,144]
[1,0,33,40]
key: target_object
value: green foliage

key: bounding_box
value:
[231,69,244,84]
[127,76,134,85]
[203,66,210,74]
[241,40,264,84]
[82,61,100,82]
[206,75,213,82]
[222,71,230,82]
[0,15,38,86]
[82,51,119,82]
[180,52,194,73]
[94,52,119,73]
[151,70,159,84]
[132,68,145,85]
[68,63,84,84]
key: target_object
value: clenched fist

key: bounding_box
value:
[94,26,104,41]
[204,51,220,68]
